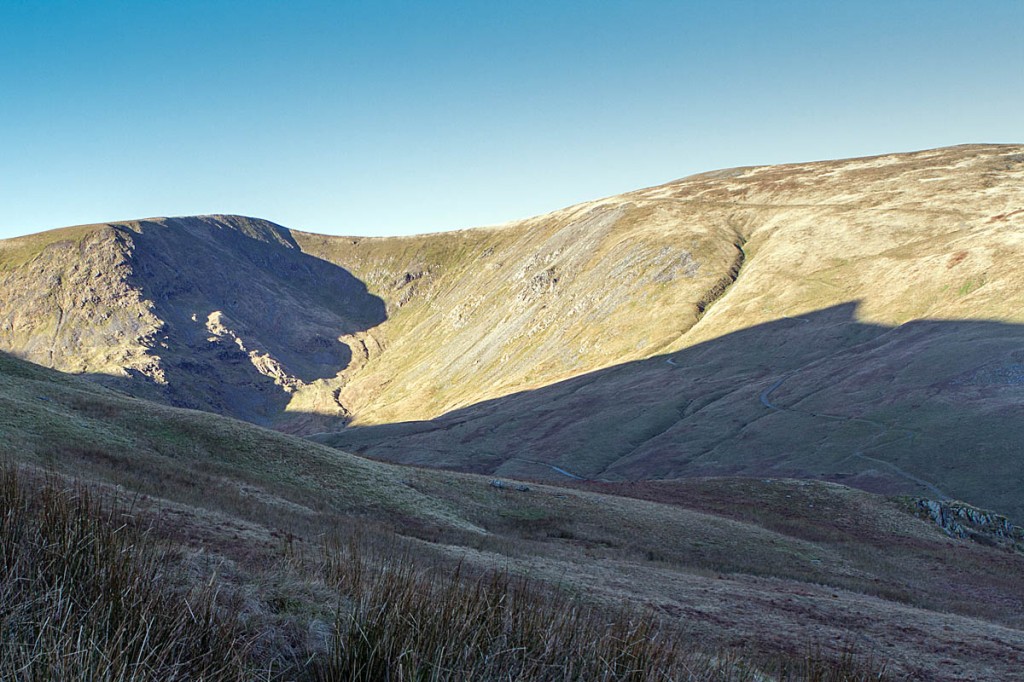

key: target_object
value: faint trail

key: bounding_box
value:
[548,465,585,480]
[760,374,949,499]
[518,459,586,480]
[759,377,789,408]
[852,452,949,500]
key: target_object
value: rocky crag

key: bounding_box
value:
[913,498,1024,552]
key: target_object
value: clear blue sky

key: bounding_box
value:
[1,1,1021,238]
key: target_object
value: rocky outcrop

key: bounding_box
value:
[912,498,1024,552]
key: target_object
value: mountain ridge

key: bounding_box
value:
[3,143,1023,518]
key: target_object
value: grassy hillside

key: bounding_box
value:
[292,198,743,425]
[2,350,1024,679]
[295,144,1024,428]
[2,145,1024,534]
[0,350,478,533]
[298,144,1024,520]
[318,305,1024,521]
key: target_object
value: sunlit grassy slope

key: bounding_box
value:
[0,350,478,532]
[295,144,1024,427]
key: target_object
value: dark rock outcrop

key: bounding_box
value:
[913,498,1024,552]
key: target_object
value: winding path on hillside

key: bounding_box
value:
[517,458,587,480]
[759,375,950,500]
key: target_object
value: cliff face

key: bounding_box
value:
[0,224,157,377]
[0,215,386,426]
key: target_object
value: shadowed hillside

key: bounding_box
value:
[2,348,1024,679]
[315,302,1024,521]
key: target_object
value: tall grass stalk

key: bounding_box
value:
[0,466,248,681]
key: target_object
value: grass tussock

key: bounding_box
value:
[314,541,683,681]
[308,537,896,682]
[0,466,248,681]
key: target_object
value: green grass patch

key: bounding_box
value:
[957,276,986,296]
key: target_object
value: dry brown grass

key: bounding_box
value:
[1,463,903,681]
[0,466,249,681]
[1,349,1020,679]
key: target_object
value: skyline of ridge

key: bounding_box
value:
[2,1,1022,239]
[4,142,1020,241]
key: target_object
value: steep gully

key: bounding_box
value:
[653,223,948,499]
[694,237,747,320]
